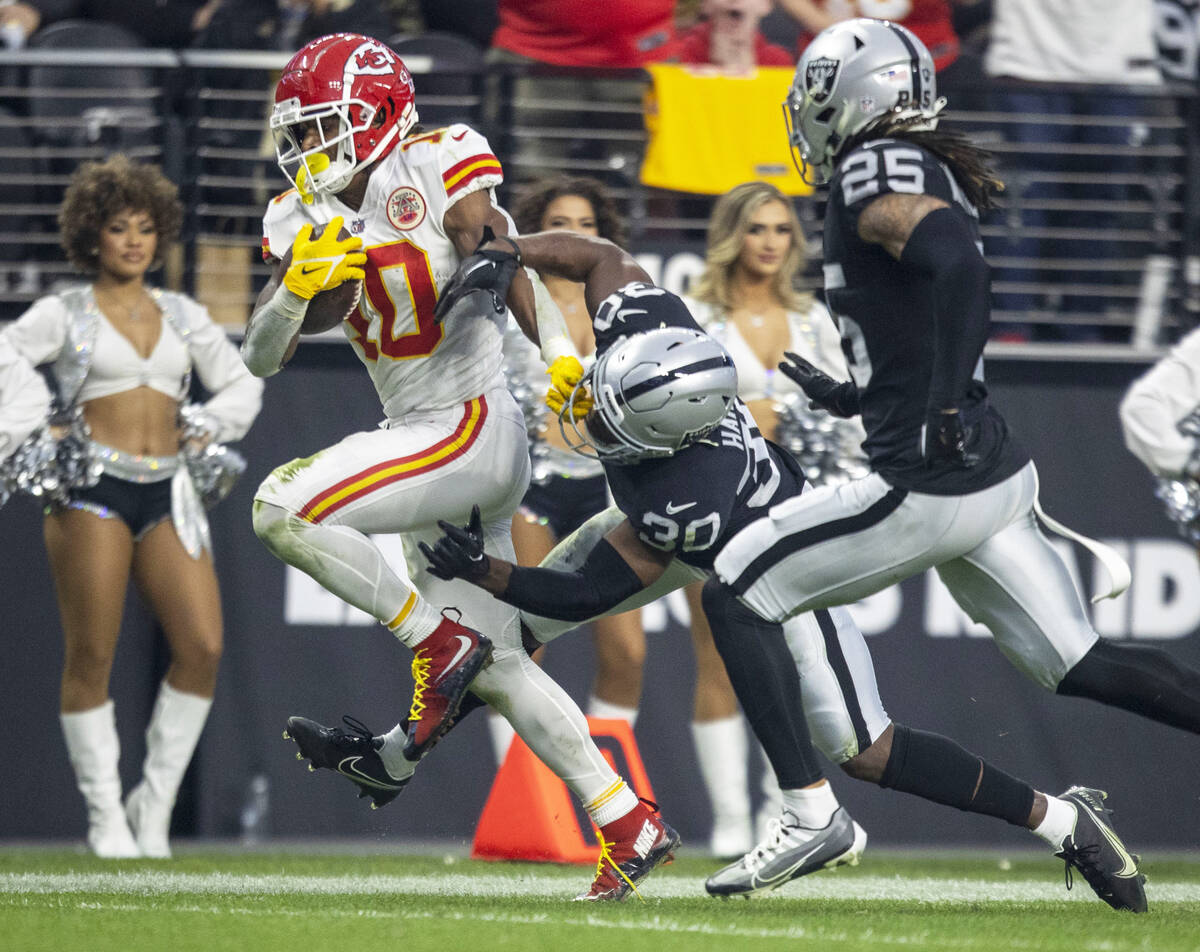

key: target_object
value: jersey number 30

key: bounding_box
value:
[640,510,720,553]
[347,240,442,361]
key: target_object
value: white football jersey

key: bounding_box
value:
[263,123,508,418]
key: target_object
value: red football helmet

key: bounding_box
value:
[271,33,418,200]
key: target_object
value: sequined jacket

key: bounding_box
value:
[0,284,262,446]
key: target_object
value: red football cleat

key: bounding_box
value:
[402,611,493,761]
[576,800,681,901]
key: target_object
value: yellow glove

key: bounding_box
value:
[545,355,593,421]
[282,216,367,300]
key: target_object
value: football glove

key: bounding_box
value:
[544,355,593,421]
[282,216,366,300]
[433,228,522,323]
[923,407,979,468]
[779,352,860,418]
[418,505,491,582]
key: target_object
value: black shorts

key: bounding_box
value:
[61,473,174,538]
[518,473,609,540]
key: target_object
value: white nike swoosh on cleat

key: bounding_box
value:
[751,843,826,889]
[441,634,475,675]
[1089,815,1140,878]
[338,757,396,790]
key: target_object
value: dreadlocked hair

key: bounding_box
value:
[842,114,1005,212]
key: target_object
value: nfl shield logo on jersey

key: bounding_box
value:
[806,57,840,104]
[386,186,426,230]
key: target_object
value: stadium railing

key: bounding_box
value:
[0,48,1195,355]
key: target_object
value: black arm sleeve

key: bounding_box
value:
[899,206,991,408]
[498,538,646,622]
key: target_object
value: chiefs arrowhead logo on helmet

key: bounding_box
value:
[270,33,420,199]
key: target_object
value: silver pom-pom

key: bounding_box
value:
[1154,477,1200,546]
[500,322,550,444]
[0,407,100,507]
[774,393,869,488]
[179,403,246,509]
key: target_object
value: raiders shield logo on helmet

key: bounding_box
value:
[805,57,841,105]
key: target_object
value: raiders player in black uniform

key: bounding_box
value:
[421,224,1147,912]
[739,17,1200,737]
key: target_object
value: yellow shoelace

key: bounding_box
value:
[408,652,431,721]
[592,830,643,901]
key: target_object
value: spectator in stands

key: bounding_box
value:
[0,155,262,859]
[28,0,219,47]
[985,0,1162,342]
[490,0,677,67]
[780,1,987,104]
[277,0,395,51]
[676,0,795,69]
[1155,0,1200,82]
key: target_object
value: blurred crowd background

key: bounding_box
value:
[0,0,1196,349]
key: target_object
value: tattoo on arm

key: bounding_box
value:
[857,193,949,261]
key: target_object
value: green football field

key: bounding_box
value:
[4,847,1199,952]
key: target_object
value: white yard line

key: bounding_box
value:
[0,896,1186,951]
[3,870,1200,904]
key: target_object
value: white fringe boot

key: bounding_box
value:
[61,701,140,858]
[125,681,212,858]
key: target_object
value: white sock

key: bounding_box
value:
[487,712,516,765]
[781,780,839,828]
[1032,795,1076,848]
[376,724,417,782]
[587,695,638,727]
[756,757,783,841]
[584,779,639,828]
[386,593,443,647]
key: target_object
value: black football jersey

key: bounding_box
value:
[604,401,805,571]
[589,281,804,569]
[591,280,704,349]
[823,138,1028,494]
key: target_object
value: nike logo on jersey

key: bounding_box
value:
[452,130,468,141]
[665,501,696,515]
[443,634,474,673]
[337,756,393,789]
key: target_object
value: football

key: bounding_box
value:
[280,221,364,335]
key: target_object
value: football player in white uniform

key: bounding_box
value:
[241,33,678,899]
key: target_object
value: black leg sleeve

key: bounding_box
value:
[881,724,1034,827]
[1058,639,1200,734]
[700,578,825,789]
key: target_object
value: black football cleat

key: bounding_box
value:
[284,715,413,809]
[1055,786,1147,913]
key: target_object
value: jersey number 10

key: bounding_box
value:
[347,239,443,361]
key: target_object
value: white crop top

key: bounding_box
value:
[75,314,190,403]
[683,296,848,402]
